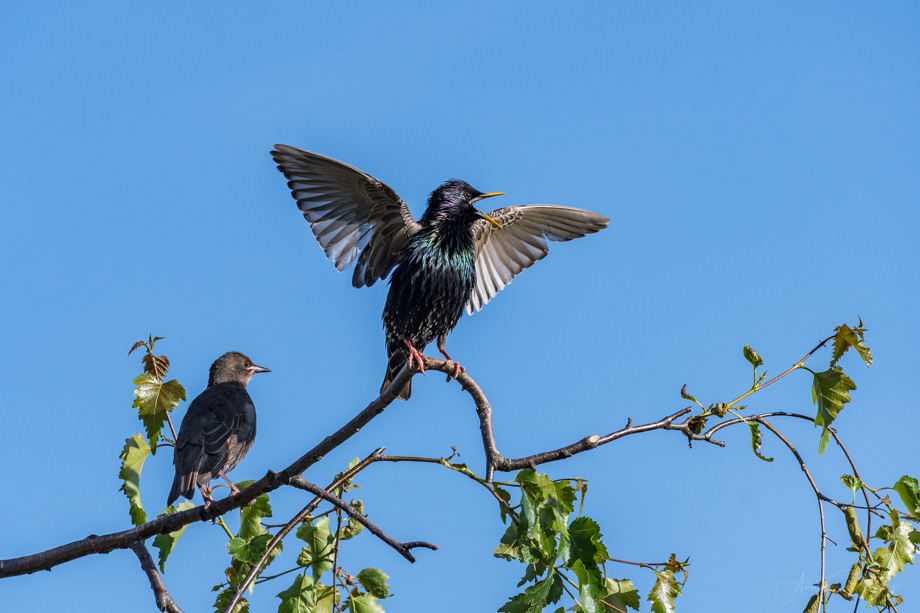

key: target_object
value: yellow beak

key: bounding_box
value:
[474,192,504,228]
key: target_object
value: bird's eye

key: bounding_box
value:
[244,361,251,368]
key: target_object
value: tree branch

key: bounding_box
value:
[287,475,438,562]
[753,417,828,607]
[129,541,184,613]
[0,365,416,579]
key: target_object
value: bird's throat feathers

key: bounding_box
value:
[417,214,477,258]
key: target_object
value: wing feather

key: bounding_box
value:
[466,205,609,314]
[272,145,421,287]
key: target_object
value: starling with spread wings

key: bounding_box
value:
[271,145,608,400]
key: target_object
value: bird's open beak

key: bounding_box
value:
[474,193,504,228]
[248,364,271,374]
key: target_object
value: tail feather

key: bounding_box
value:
[167,470,198,506]
[381,337,413,400]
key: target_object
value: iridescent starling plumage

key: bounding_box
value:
[382,180,501,398]
[271,145,609,400]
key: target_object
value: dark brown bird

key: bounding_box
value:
[167,352,270,506]
[271,145,608,400]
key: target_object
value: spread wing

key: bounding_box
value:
[468,205,609,314]
[271,145,421,288]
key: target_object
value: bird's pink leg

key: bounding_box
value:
[219,472,241,495]
[437,340,465,380]
[197,484,215,512]
[405,339,428,375]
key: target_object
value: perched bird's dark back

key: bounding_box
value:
[271,145,609,399]
[167,351,270,505]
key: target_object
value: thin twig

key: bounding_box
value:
[287,475,439,562]
[608,557,671,567]
[129,541,184,613]
[754,417,827,609]
[373,454,517,520]
[331,503,342,613]
[725,335,834,408]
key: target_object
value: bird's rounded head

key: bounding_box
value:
[208,351,271,387]
[424,180,503,227]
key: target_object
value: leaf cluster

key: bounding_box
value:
[273,462,390,613]
[128,335,185,454]
[824,475,920,609]
[494,469,683,613]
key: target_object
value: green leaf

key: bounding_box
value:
[332,456,362,494]
[516,469,557,496]
[346,592,385,613]
[494,539,522,562]
[554,481,578,516]
[566,517,607,567]
[356,568,391,599]
[153,500,196,572]
[743,344,763,368]
[277,574,317,613]
[830,321,872,368]
[495,486,513,521]
[679,384,696,403]
[132,375,185,453]
[314,584,338,613]
[647,568,682,613]
[600,578,640,611]
[500,568,563,612]
[118,434,150,525]
[339,500,365,540]
[213,585,249,613]
[811,367,856,454]
[296,517,335,580]
[571,559,603,613]
[747,422,773,462]
[238,491,272,541]
[516,489,544,564]
[497,594,531,613]
[893,475,920,518]
[872,513,916,581]
[840,474,862,500]
[853,575,887,607]
[227,533,275,564]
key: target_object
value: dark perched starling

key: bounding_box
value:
[271,145,608,400]
[167,352,270,506]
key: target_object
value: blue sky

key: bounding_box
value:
[1,3,918,612]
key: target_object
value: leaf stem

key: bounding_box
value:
[727,335,834,408]
[558,571,582,607]
[216,516,234,540]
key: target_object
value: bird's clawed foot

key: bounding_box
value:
[220,472,241,495]
[219,472,254,509]
[438,346,465,381]
[198,485,217,518]
[405,340,429,375]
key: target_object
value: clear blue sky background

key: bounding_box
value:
[1,3,917,612]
